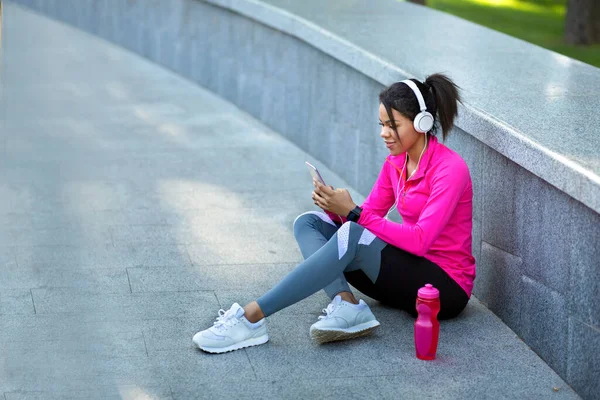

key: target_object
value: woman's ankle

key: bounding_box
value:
[338,291,359,305]
[243,301,265,323]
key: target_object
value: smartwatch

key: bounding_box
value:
[346,206,362,222]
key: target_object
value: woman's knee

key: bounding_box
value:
[336,220,360,237]
[336,221,372,260]
[292,211,336,237]
[336,221,373,248]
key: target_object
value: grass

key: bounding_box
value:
[412,0,600,68]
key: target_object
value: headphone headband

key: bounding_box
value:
[400,79,434,133]
[401,79,427,112]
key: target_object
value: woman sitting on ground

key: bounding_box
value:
[193,73,476,353]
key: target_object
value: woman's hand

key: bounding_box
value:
[312,180,357,216]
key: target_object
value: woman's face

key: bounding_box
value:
[378,103,420,157]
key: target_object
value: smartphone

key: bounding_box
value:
[305,161,326,185]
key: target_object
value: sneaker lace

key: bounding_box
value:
[213,308,238,330]
[318,302,338,320]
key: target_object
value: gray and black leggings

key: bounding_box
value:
[256,211,469,320]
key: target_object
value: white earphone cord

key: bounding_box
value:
[385,134,428,219]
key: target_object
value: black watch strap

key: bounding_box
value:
[346,206,362,222]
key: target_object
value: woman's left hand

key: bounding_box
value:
[312,180,357,216]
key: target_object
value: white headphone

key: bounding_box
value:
[401,79,434,133]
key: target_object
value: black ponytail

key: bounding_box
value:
[424,73,461,141]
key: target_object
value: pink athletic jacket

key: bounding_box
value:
[327,135,476,297]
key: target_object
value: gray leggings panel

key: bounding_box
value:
[256,211,387,317]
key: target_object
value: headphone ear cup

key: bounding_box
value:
[413,111,434,133]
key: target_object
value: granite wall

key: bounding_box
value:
[8,0,600,398]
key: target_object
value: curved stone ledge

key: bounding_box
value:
[209,0,600,214]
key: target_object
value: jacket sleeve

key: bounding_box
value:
[325,160,396,223]
[357,158,469,256]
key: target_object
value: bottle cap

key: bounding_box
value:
[418,284,439,299]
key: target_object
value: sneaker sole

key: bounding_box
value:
[195,334,269,354]
[310,320,381,344]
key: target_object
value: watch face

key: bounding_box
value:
[347,206,361,222]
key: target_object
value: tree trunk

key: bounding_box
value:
[0,0,3,51]
[564,0,600,45]
[407,0,426,5]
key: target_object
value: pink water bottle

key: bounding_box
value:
[414,284,440,360]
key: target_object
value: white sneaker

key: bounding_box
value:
[310,295,380,344]
[192,303,269,353]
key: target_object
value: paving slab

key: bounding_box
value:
[29,288,219,319]
[15,243,191,270]
[0,347,254,394]
[0,265,130,292]
[170,377,381,400]
[0,288,35,315]
[4,386,174,400]
[127,263,297,293]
